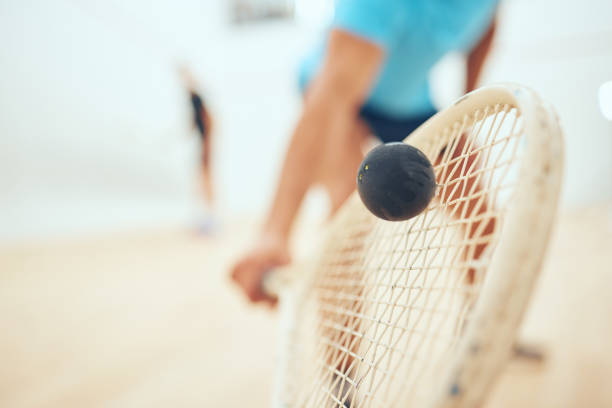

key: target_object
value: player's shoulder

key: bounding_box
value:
[424,0,498,14]
[332,0,412,48]
[334,0,412,22]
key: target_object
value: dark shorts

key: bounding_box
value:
[195,116,206,139]
[359,106,437,144]
[191,91,207,140]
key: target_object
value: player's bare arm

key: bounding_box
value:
[231,29,385,304]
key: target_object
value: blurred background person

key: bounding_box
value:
[179,65,217,233]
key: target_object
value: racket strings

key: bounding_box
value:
[288,104,524,407]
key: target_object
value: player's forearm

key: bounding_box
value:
[263,100,354,242]
[262,115,320,241]
[262,29,384,243]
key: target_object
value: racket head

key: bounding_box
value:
[272,84,564,408]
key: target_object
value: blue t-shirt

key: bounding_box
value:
[298,0,499,118]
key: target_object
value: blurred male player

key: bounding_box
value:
[232,0,498,303]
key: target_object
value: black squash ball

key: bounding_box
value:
[357,143,436,221]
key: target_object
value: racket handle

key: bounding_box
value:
[261,267,292,298]
[261,270,281,297]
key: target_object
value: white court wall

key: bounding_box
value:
[486,0,612,207]
[0,0,610,242]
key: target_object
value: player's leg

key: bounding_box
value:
[435,134,496,283]
[201,131,214,207]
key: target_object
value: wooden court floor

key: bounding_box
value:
[1,204,610,407]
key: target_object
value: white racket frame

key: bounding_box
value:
[266,84,564,408]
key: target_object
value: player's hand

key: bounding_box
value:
[230,233,290,306]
